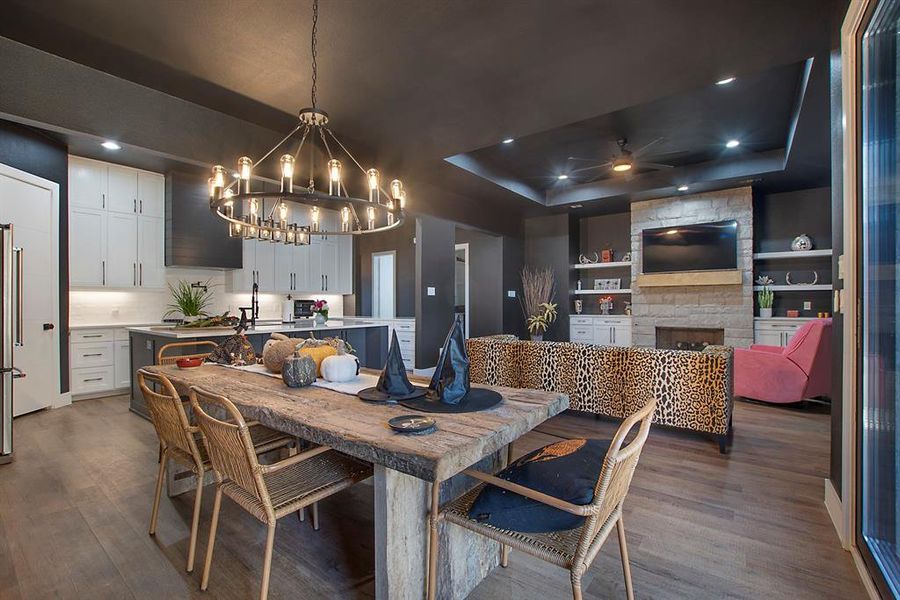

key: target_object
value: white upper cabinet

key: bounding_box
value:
[106,164,138,215]
[137,172,165,218]
[68,156,166,289]
[69,157,106,210]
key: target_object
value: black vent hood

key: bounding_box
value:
[165,171,241,269]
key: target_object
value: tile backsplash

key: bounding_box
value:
[70,267,344,326]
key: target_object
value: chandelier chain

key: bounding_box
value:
[310,0,319,110]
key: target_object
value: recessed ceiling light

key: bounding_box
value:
[725,139,740,148]
[501,138,514,144]
[101,140,121,150]
[557,174,569,180]
[677,184,689,192]
[716,77,736,86]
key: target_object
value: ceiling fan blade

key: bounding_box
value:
[632,137,664,158]
[640,162,675,170]
[567,156,604,162]
[570,162,611,174]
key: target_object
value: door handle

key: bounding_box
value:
[133,198,137,213]
[139,263,142,286]
[14,247,23,347]
[102,260,106,286]
[43,323,54,331]
[139,199,143,214]
[133,263,136,286]
[325,275,328,291]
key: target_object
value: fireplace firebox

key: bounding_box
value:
[656,327,725,351]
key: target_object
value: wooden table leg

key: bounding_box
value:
[373,451,503,600]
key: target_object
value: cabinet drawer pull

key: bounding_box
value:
[83,377,104,382]
[82,353,104,357]
[83,334,103,338]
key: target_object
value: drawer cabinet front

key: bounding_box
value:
[71,341,114,368]
[393,320,415,332]
[114,328,130,341]
[71,366,115,395]
[570,326,595,344]
[71,329,115,343]
[570,316,594,326]
[395,331,415,345]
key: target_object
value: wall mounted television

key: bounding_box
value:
[641,219,738,273]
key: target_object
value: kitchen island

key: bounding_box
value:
[128,319,388,419]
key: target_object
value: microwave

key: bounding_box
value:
[294,299,317,318]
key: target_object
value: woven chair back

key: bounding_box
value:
[189,386,266,502]
[137,369,202,464]
[157,341,220,366]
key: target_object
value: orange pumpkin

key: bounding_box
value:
[298,344,338,376]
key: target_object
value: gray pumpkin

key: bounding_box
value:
[282,351,317,388]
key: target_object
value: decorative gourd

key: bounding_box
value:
[282,351,317,388]
[299,345,338,376]
[263,333,301,373]
[321,353,360,382]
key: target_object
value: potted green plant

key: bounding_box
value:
[520,266,557,341]
[756,280,774,318]
[163,280,214,323]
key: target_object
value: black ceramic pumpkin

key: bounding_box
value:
[282,351,317,388]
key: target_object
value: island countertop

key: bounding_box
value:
[127,318,387,339]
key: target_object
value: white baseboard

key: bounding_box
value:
[851,546,883,600]
[824,478,847,548]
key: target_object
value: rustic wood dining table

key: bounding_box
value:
[147,363,569,600]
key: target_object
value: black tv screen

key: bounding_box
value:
[641,220,738,273]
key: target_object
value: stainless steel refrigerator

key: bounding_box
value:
[0,223,24,464]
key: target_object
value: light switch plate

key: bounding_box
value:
[803,301,812,310]
[426,286,436,296]
[507,290,516,298]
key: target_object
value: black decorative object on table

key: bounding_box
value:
[400,317,502,413]
[206,333,257,365]
[388,415,436,435]
[357,331,427,402]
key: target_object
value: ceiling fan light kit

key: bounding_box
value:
[208,0,407,243]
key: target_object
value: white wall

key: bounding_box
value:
[70,267,344,326]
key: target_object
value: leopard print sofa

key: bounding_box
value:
[467,337,734,453]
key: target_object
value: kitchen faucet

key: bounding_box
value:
[237,281,260,331]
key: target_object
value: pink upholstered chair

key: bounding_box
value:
[734,318,832,403]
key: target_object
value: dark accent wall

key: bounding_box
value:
[0,119,69,392]
[524,214,573,342]
[347,219,416,318]
[501,236,527,338]
[753,187,833,317]
[456,228,503,337]
[577,212,632,315]
[415,216,455,368]
[165,171,241,269]
[829,49,843,496]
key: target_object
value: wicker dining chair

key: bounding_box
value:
[189,385,373,600]
[426,398,657,600]
[157,340,220,366]
[136,369,296,573]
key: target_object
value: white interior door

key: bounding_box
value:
[0,164,62,416]
[372,252,395,319]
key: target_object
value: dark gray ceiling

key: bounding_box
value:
[0,0,846,231]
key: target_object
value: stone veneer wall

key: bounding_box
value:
[630,186,754,348]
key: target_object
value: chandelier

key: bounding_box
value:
[208,0,406,244]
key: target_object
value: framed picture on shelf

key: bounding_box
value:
[593,278,621,290]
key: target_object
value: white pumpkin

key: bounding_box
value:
[320,353,360,382]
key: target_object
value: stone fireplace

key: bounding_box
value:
[656,326,724,351]
[630,187,754,348]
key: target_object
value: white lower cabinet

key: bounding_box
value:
[70,328,132,397]
[368,318,415,370]
[753,318,811,347]
[569,315,632,347]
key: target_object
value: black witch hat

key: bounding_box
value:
[401,317,502,413]
[358,331,427,402]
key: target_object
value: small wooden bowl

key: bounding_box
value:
[176,357,204,369]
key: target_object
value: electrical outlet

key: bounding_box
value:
[427,286,436,296]
[803,301,812,311]
[507,290,516,298]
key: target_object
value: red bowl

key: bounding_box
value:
[176,357,204,369]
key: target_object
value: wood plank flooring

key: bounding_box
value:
[0,396,865,599]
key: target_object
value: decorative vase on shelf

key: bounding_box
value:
[314,313,327,325]
[791,234,813,252]
[759,308,773,318]
[530,334,543,342]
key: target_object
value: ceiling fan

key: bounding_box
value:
[567,138,674,179]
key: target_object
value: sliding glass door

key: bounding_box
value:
[859,0,900,596]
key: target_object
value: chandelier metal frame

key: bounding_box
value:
[207,0,406,244]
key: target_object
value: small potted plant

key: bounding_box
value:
[598,295,614,315]
[756,275,775,318]
[526,302,558,342]
[163,280,214,324]
[312,299,329,325]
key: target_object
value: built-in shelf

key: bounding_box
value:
[752,284,833,292]
[572,288,632,295]
[572,261,632,270]
[753,249,833,260]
